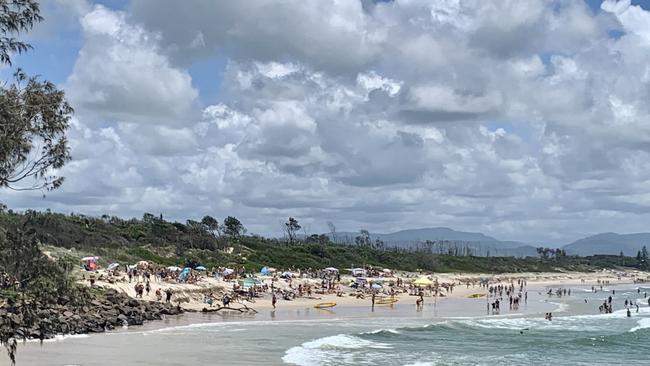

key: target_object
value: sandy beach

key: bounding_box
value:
[84,268,650,312]
[17,272,650,366]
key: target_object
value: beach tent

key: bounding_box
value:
[414,276,433,286]
[81,256,100,271]
[281,271,293,279]
[260,266,271,275]
[371,283,382,289]
[324,267,339,272]
[167,266,182,271]
[239,277,261,288]
[223,268,235,276]
[107,263,120,271]
[351,268,367,277]
[179,267,191,282]
[136,260,149,269]
[195,266,207,271]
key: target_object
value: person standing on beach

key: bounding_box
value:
[371,292,376,310]
[165,288,173,303]
[272,292,277,309]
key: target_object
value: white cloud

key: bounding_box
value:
[7,0,650,244]
[65,5,198,122]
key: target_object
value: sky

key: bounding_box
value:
[3,0,650,244]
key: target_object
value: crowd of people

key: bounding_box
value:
[486,280,528,314]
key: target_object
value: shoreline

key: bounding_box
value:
[16,277,650,366]
[14,268,646,348]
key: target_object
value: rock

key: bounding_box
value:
[63,310,73,318]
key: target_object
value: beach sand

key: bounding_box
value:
[85,268,650,312]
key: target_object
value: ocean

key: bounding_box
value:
[15,283,650,365]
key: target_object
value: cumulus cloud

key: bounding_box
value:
[65,5,198,122]
[5,0,650,244]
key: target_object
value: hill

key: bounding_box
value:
[564,232,650,256]
[330,227,538,257]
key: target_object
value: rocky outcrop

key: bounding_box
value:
[0,288,183,341]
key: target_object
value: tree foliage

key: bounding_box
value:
[0,0,72,191]
[284,217,301,244]
[223,216,243,237]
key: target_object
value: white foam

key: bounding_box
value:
[630,318,650,333]
[362,328,400,335]
[282,334,391,366]
[142,318,344,335]
[403,363,434,366]
[27,334,90,343]
[548,301,569,313]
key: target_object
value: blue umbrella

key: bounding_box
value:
[195,266,207,271]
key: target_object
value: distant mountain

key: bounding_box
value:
[328,227,538,257]
[563,232,650,256]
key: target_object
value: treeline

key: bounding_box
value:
[0,209,646,273]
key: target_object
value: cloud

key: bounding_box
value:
[5,0,650,244]
[65,5,198,123]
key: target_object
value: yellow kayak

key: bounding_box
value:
[314,302,337,309]
[375,298,398,305]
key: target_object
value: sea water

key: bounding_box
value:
[14,283,650,365]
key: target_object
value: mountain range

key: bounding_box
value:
[328,227,650,257]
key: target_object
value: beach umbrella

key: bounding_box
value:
[223,268,235,276]
[137,260,149,268]
[81,256,99,261]
[195,266,207,271]
[324,267,339,272]
[167,266,182,271]
[414,276,433,286]
[107,263,120,271]
[260,266,270,275]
